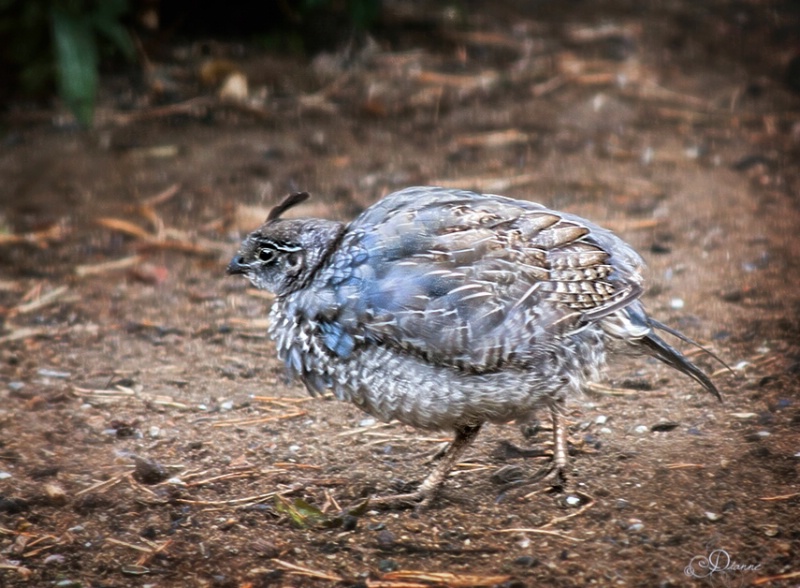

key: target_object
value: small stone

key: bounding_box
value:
[762,525,778,537]
[600,427,612,434]
[634,425,648,434]
[359,417,377,427]
[8,381,24,391]
[565,495,582,507]
[220,400,234,411]
[731,412,758,420]
[68,525,85,533]
[38,369,71,379]
[705,511,722,521]
[670,298,684,309]
[44,554,66,565]
[43,483,68,506]
[376,530,395,546]
[594,415,608,425]
[149,426,161,438]
[627,519,644,532]
[513,555,538,567]
[0,471,12,480]
[744,431,770,442]
[288,444,301,453]
[615,499,630,510]
[133,457,168,485]
[342,515,358,532]
[377,559,398,572]
[650,421,679,432]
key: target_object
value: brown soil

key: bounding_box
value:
[1,2,798,587]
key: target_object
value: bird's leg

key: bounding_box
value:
[368,423,483,509]
[549,399,569,487]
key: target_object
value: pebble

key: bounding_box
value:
[513,555,538,567]
[288,444,301,452]
[359,417,377,427]
[565,495,582,507]
[762,525,778,537]
[378,559,398,572]
[220,400,234,411]
[633,425,649,434]
[705,511,722,522]
[149,426,161,438]
[38,369,71,378]
[670,298,684,309]
[650,421,679,432]
[600,427,612,434]
[628,521,645,532]
[8,382,24,391]
[0,471,11,480]
[594,415,608,425]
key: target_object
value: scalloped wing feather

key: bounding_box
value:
[293,187,645,371]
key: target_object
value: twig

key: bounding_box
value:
[143,183,181,206]
[492,527,583,543]
[136,539,173,566]
[334,422,395,437]
[9,285,69,316]
[585,382,641,396]
[0,563,31,579]
[0,326,51,344]
[186,471,259,487]
[432,173,539,193]
[76,255,143,277]
[211,409,307,428]
[375,571,511,587]
[75,472,129,497]
[759,492,800,502]
[105,537,154,554]
[0,223,68,246]
[271,559,343,582]
[752,570,800,585]
[252,395,314,405]
[111,96,214,126]
[175,484,303,506]
[665,463,705,470]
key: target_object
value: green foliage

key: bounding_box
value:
[303,0,381,31]
[274,495,370,528]
[1,0,134,126]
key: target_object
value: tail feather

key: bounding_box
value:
[640,332,722,401]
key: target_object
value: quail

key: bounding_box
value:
[228,186,722,506]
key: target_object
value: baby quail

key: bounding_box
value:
[228,186,721,506]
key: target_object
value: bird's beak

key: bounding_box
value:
[227,256,248,275]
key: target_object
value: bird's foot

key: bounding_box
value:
[361,487,438,511]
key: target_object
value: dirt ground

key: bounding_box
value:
[1,1,799,587]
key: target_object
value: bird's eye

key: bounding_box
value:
[258,248,275,263]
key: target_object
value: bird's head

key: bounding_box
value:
[227,192,345,296]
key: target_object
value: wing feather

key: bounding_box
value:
[293,187,645,371]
